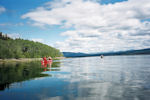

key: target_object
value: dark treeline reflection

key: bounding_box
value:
[0,61,60,91]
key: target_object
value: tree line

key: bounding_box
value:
[0,32,63,59]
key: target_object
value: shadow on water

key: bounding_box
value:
[0,61,60,91]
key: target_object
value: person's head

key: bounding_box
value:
[43,57,46,60]
[48,57,52,60]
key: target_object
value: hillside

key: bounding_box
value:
[63,48,150,57]
[62,52,87,57]
[0,32,63,59]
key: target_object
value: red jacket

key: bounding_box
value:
[43,57,47,64]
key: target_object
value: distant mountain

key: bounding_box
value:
[62,52,88,57]
[62,48,150,57]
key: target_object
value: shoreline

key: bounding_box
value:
[0,58,42,63]
[0,57,66,63]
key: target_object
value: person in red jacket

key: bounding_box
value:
[41,57,48,67]
[43,57,47,64]
[41,60,44,66]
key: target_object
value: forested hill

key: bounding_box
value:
[0,32,63,59]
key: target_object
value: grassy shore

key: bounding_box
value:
[0,57,66,63]
[0,58,42,63]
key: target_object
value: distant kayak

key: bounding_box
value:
[100,55,104,58]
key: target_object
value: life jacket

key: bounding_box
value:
[43,57,47,64]
[47,59,52,64]
[41,60,44,65]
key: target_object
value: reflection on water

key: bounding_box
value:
[0,55,150,100]
[0,61,60,91]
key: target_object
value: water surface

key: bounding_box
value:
[0,55,150,100]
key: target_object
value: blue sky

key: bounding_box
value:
[0,0,150,53]
[0,0,68,45]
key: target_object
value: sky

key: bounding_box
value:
[0,0,150,53]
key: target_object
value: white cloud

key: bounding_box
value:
[31,38,44,43]
[0,23,12,26]
[7,33,21,39]
[0,6,6,14]
[0,23,24,26]
[22,0,150,53]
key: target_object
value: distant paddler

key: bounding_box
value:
[100,55,104,58]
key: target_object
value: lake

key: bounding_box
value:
[0,55,150,100]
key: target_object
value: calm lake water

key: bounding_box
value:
[0,55,150,100]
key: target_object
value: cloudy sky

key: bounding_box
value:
[0,0,150,53]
